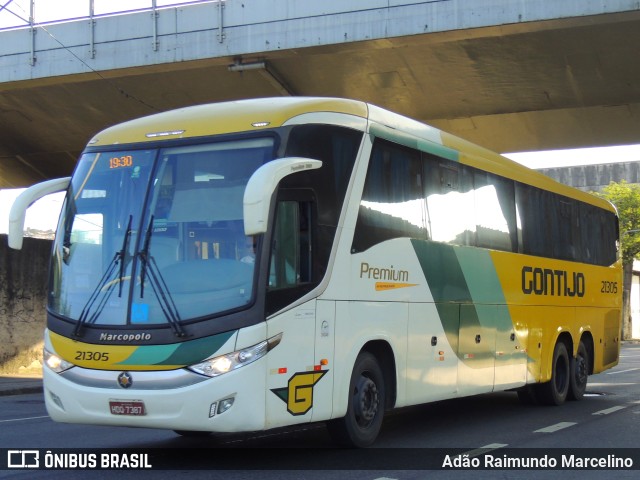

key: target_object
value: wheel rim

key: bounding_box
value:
[353,374,379,428]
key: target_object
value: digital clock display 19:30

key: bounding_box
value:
[109,155,133,169]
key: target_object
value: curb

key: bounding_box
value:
[0,374,44,397]
[0,385,43,397]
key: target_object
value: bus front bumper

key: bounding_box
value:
[43,362,267,433]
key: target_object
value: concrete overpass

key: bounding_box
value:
[1,0,640,187]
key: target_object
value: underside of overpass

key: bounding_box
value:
[1,3,640,187]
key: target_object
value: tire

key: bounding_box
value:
[327,352,386,447]
[535,341,570,406]
[568,341,589,401]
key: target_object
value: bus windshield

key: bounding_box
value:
[49,137,275,329]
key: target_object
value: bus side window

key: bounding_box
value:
[423,158,475,246]
[352,139,425,253]
[268,200,312,290]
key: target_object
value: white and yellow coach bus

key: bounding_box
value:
[9,97,621,447]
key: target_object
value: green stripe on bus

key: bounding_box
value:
[410,239,521,367]
[454,248,515,345]
[410,240,471,303]
[161,331,235,365]
[369,123,459,161]
[115,343,179,366]
[410,240,474,355]
[116,330,235,366]
[417,140,459,162]
[457,248,533,367]
[453,248,505,304]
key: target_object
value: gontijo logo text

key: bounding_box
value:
[521,266,585,297]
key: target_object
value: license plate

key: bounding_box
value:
[109,400,146,416]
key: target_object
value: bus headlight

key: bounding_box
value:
[44,348,75,373]
[188,333,282,378]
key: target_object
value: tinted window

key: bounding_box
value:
[474,170,517,252]
[283,125,362,275]
[516,183,618,266]
[352,137,617,266]
[352,140,425,252]
[424,157,475,246]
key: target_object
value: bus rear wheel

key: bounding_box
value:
[327,352,386,447]
[535,340,570,406]
[568,341,589,401]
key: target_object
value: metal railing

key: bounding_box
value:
[0,0,215,31]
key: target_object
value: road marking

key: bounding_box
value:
[589,382,635,387]
[428,443,510,468]
[481,443,509,449]
[0,415,49,423]
[534,422,576,433]
[593,405,627,415]
[458,443,509,459]
[606,368,640,375]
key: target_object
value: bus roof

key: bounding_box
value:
[88,97,368,147]
[87,96,615,213]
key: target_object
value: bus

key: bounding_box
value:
[8,97,621,447]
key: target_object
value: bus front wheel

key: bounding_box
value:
[327,352,386,447]
[536,341,570,406]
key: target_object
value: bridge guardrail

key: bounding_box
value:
[0,0,217,31]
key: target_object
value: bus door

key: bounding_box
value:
[264,199,321,428]
[312,299,335,421]
[406,303,458,404]
[493,308,527,390]
[265,303,318,429]
[457,304,496,396]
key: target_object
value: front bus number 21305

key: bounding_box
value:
[109,155,133,169]
[74,351,110,362]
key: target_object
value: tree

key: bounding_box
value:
[595,180,640,340]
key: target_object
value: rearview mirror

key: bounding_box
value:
[243,158,321,235]
[8,177,70,250]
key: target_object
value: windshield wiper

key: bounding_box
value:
[139,215,153,299]
[118,215,133,297]
[138,217,186,337]
[73,215,133,337]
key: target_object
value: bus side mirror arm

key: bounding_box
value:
[8,177,71,250]
[243,158,322,235]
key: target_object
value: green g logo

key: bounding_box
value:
[271,370,328,416]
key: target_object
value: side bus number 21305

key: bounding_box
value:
[601,281,618,294]
[75,351,110,362]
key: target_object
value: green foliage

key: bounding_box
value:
[595,180,640,264]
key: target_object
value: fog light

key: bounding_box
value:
[48,390,65,411]
[217,397,234,414]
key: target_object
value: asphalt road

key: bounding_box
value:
[1,344,639,480]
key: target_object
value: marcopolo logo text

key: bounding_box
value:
[99,333,152,342]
